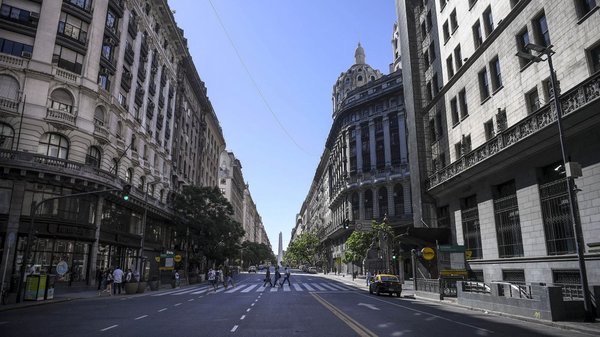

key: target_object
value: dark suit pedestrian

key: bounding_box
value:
[263,267,273,287]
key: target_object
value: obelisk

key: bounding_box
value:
[277,232,283,267]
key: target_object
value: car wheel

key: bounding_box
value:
[397,292,402,297]
[369,288,373,294]
[376,289,380,296]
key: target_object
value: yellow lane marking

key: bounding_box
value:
[311,293,378,337]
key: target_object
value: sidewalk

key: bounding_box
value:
[317,272,600,336]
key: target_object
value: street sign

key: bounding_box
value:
[421,247,435,260]
[174,255,182,262]
[56,261,69,275]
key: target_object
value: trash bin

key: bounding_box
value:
[45,274,56,300]
[24,275,40,301]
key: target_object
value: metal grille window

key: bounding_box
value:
[502,269,525,285]
[553,270,583,299]
[437,205,450,228]
[364,189,373,220]
[461,195,482,259]
[539,178,576,255]
[378,187,388,218]
[493,181,524,258]
[393,184,404,216]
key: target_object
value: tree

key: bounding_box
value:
[343,230,373,266]
[240,241,275,268]
[173,186,245,266]
[285,232,319,266]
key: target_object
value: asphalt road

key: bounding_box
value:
[0,271,593,336]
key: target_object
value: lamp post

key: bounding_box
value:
[138,181,159,283]
[517,43,594,322]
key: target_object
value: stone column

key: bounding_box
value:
[344,130,351,176]
[373,187,380,220]
[383,116,391,167]
[0,181,26,291]
[387,184,395,218]
[88,196,104,287]
[398,114,408,163]
[358,189,365,220]
[356,124,363,174]
[369,120,376,171]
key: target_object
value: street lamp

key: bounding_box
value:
[517,43,594,322]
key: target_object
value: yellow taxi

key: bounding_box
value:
[369,274,402,297]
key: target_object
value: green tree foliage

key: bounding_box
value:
[343,230,374,264]
[173,186,245,264]
[240,241,275,268]
[284,232,319,266]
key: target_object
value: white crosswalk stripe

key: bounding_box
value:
[311,283,326,291]
[191,288,209,295]
[270,286,279,292]
[293,284,303,291]
[256,285,267,292]
[283,285,291,292]
[318,283,337,291]
[302,283,315,291]
[241,284,258,293]
[327,283,349,290]
[162,282,354,296]
[225,285,242,293]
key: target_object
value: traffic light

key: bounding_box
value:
[392,249,397,260]
[122,184,132,201]
[343,219,350,229]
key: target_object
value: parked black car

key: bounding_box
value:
[369,274,402,297]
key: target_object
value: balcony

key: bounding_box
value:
[93,119,110,144]
[45,107,76,129]
[120,71,132,91]
[0,96,19,115]
[0,53,27,67]
[149,82,156,96]
[108,0,125,17]
[124,43,135,65]
[426,71,600,190]
[137,65,147,82]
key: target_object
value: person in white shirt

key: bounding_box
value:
[112,266,124,295]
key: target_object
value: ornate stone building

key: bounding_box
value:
[396,0,600,286]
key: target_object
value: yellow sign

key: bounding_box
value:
[421,247,435,260]
[155,256,160,263]
[174,255,182,262]
[465,250,473,259]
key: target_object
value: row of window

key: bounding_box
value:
[348,184,406,221]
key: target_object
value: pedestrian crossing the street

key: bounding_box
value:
[151,282,354,297]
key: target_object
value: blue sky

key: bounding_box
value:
[169,0,398,253]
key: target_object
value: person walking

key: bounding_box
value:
[125,269,133,284]
[208,268,217,291]
[218,266,225,289]
[103,268,113,296]
[280,266,291,286]
[263,266,273,287]
[112,266,124,295]
[366,270,372,287]
[225,266,235,288]
[96,268,104,290]
[273,266,281,287]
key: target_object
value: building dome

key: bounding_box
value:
[332,43,383,117]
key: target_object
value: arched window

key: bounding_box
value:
[370,76,375,82]
[143,144,148,159]
[0,74,20,103]
[357,75,363,81]
[131,134,137,151]
[85,146,101,168]
[0,122,15,150]
[394,184,404,216]
[126,168,133,183]
[351,192,359,220]
[364,189,373,220]
[378,187,388,219]
[38,133,69,159]
[94,106,105,127]
[159,189,164,203]
[139,175,146,190]
[50,88,74,114]
[148,182,155,196]
[112,158,119,175]
[116,121,123,138]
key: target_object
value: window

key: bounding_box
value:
[393,184,404,215]
[484,119,495,140]
[432,73,439,96]
[493,180,524,258]
[461,195,482,259]
[421,22,427,38]
[49,89,74,114]
[462,135,472,153]
[378,187,388,219]
[0,74,20,104]
[53,45,84,74]
[588,43,600,74]
[450,9,458,32]
[98,68,111,91]
[443,21,450,42]
[423,50,429,66]
[455,142,463,159]
[58,12,89,44]
[502,270,525,285]
[86,146,101,168]
[429,119,437,144]
[478,68,490,101]
[459,89,469,118]
[526,88,540,113]
[483,6,494,37]
[0,4,37,26]
[472,20,483,48]
[364,189,373,219]
[516,28,531,67]
[454,44,462,69]
[66,0,92,12]
[450,97,459,125]
[446,55,454,78]
[94,107,105,127]
[126,168,133,183]
[106,10,118,30]
[38,133,69,159]
[534,12,550,47]
[435,111,443,138]
[437,205,450,227]
[490,57,502,91]
[0,122,15,150]
[426,10,432,30]
[575,0,597,18]
[0,38,33,57]
[429,42,436,62]
[426,81,433,101]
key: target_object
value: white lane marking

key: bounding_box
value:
[303,283,315,291]
[283,285,291,292]
[191,288,209,295]
[174,303,182,306]
[358,293,494,333]
[231,325,238,332]
[293,284,303,291]
[158,308,167,312]
[251,303,255,307]
[240,315,246,320]
[270,286,278,292]
[225,286,241,293]
[100,325,118,331]
[174,287,208,295]
[256,285,267,292]
[152,286,207,296]
[326,283,346,290]
[319,283,337,291]
[311,283,326,291]
[246,308,251,312]
[188,299,194,302]
[134,315,148,320]
[241,284,258,293]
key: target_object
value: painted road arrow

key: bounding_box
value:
[358,303,380,311]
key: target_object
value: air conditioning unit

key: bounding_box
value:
[21,51,32,59]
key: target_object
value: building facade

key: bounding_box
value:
[0,0,227,292]
[294,44,420,276]
[397,0,600,286]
